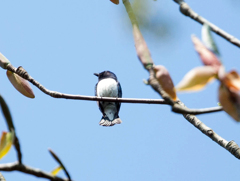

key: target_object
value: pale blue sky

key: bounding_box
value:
[0,0,240,181]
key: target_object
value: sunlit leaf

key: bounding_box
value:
[0,53,11,70]
[219,70,240,122]
[176,66,217,92]
[154,65,177,100]
[51,166,63,176]
[191,35,221,69]
[0,131,14,159]
[221,70,240,91]
[6,70,35,98]
[110,0,119,4]
[133,24,154,69]
[201,24,220,56]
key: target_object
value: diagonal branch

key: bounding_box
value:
[49,149,71,181]
[173,0,240,48]
[0,162,69,181]
[123,0,240,159]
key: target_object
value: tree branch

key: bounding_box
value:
[0,95,23,164]
[0,162,69,181]
[173,0,240,48]
[6,64,168,105]
[49,149,71,181]
[123,0,240,159]
[5,64,223,116]
[172,103,223,115]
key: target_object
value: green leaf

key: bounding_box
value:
[201,24,220,56]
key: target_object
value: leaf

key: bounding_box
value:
[221,70,240,91]
[153,65,177,101]
[219,70,240,122]
[176,66,217,92]
[0,131,14,159]
[191,35,221,69]
[0,95,15,131]
[110,0,119,4]
[51,166,63,176]
[0,53,11,69]
[201,24,220,56]
[133,24,154,69]
[6,70,35,98]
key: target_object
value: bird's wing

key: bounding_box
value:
[116,82,122,114]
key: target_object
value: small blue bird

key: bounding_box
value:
[94,71,122,126]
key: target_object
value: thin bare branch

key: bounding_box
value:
[6,64,223,115]
[123,0,240,159]
[173,0,240,48]
[0,95,22,164]
[0,162,69,181]
[13,137,22,165]
[49,149,71,181]
[172,103,223,115]
[6,64,168,104]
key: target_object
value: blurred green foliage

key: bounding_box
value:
[121,0,173,42]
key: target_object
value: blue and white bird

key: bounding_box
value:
[94,71,122,126]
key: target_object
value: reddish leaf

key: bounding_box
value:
[191,35,221,70]
[7,70,35,98]
[154,65,177,101]
[219,70,240,121]
[110,0,119,4]
[133,24,154,69]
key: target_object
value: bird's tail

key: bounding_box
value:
[99,117,122,127]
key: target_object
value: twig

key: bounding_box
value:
[123,0,240,159]
[5,65,166,104]
[172,103,223,115]
[0,95,22,164]
[6,64,223,115]
[49,149,71,181]
[173,0,240,48]
[0,162,69,181]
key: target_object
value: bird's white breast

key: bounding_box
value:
[97,78,118,97]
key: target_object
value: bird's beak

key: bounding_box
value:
[94,73,99,77]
